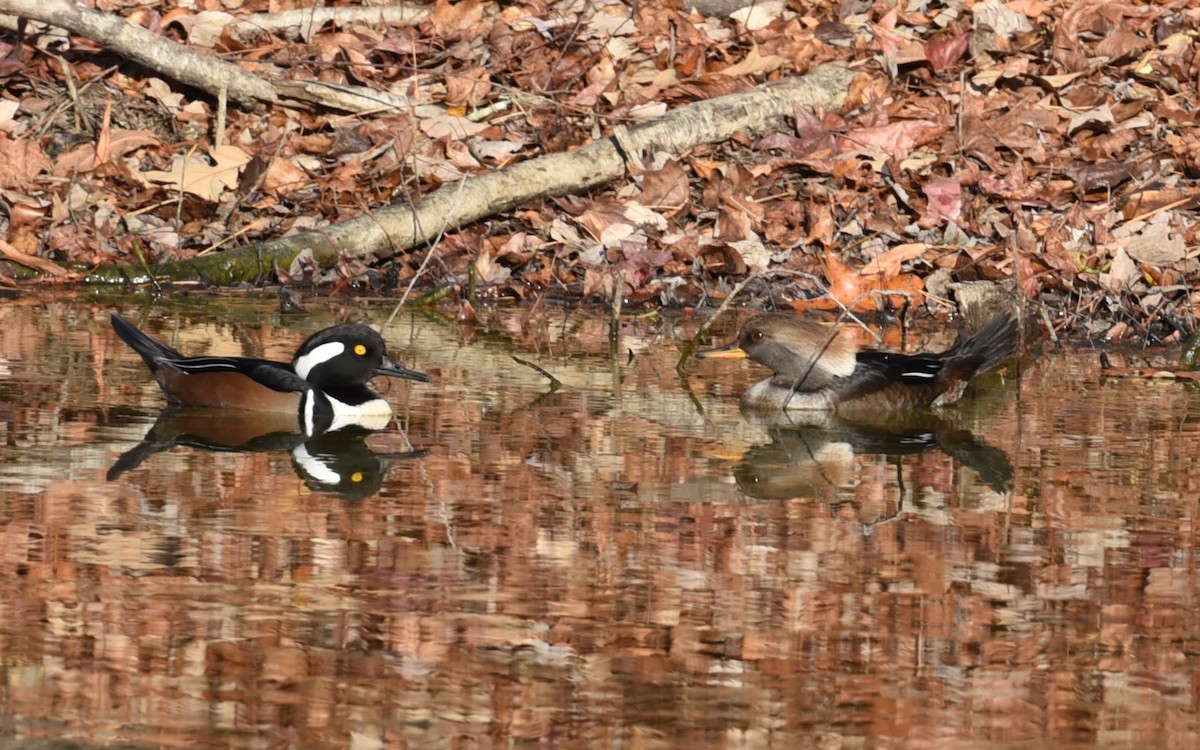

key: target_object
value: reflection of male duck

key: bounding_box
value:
[733,410,1014,501]
[108,409,425,501]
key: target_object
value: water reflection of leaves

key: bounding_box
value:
[108,408,425,500]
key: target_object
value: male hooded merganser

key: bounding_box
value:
[111,314,431,433]
[696,313,1017,412]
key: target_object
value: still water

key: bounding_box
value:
[1,297,1198,748]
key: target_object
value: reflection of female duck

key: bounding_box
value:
[734,412,1014,500]
[697,314,1017,413]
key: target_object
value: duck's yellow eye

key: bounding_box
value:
[354,344,367,356]
[350,472,363,483]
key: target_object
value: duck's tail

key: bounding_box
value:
[944,312,1019,380]
[111,314,184,374]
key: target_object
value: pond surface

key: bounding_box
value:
[2,297,1199,748]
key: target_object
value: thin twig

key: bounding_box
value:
[609,271,624,348]
[676,272,759,372]
[512,355,562,391]
[384,177,467,331]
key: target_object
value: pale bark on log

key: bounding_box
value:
[0,0,858,286]
[91,64,860,285]
[0,0,425,112]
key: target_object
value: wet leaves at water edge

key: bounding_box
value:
[0,1,1197,339]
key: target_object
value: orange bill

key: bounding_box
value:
[694,343,748,359]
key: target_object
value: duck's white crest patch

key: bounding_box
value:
[295,341,345,380]
[292,444,341,485]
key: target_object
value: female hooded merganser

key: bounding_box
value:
[111,315,431,433]
[696,313,1017,412]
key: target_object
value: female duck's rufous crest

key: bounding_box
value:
[696,313,1018,412]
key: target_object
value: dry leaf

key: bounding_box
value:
[1118,213,1185,265]
[430,0,483,34]
[54,130,161,176]
[1067,105,1115,135]
[925,32,970,71]
[861,243,928,278]
[720,45,785,77]
[1099,247,1138,291]
[419,115,490,140]
[0,136,50,188]
[841,120,945,161]
[730,2,784,32]
[790,248,924,311]
[475,251,511,285]
[138,145,251,201]
[262,158,310,196]
[923,179,962,222]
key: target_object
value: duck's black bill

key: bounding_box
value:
[694,343,748,360]
[376,356,433,383]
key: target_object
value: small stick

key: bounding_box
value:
[512,356,562,391]
[384,178,467,330]
[610,271,624,346]
[676,272,759,372]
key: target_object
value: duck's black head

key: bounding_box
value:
[292,323,431,403]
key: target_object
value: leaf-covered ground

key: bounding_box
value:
[0,0,1196,341]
